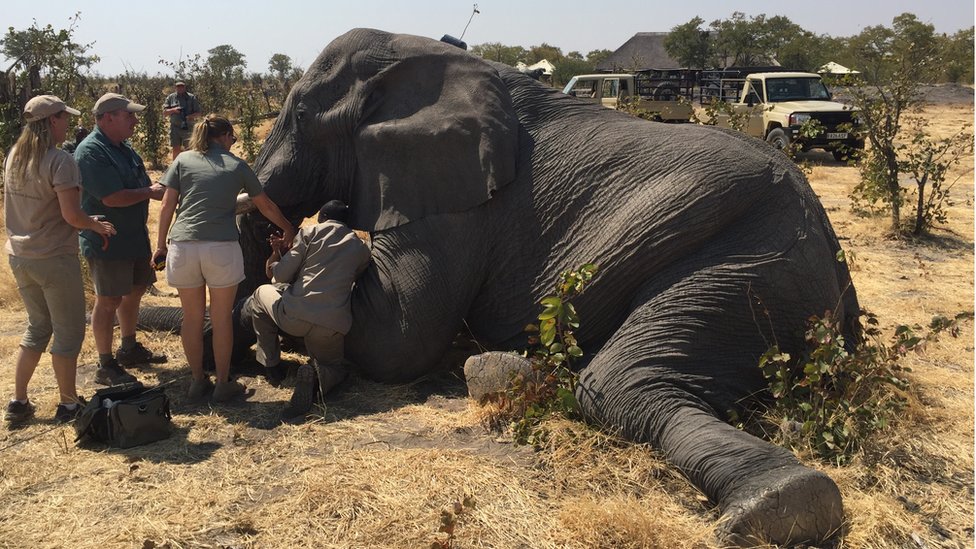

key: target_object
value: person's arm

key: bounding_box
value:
[101,183,165,207]
[152,187,179,267]
[56,187,116,235]
[265,237,284,280]
[186,97,202,121]
[251,192,296,247]
[270,231,306,284]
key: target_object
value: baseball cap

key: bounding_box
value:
[93,93,146,116]
[174,81,186,87]
[24,95,81,122]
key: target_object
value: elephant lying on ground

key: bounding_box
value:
[226,29,861,545]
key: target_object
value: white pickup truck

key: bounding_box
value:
[706,71,863,160]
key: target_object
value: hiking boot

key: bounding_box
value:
[187,377,215,402]
[116,342,167,368]
[5,400,35,427]
[54,398,86,424]
[95,359,138,386]
[212,380,246,403]
[281,364,316,419]
[314,359,348,396]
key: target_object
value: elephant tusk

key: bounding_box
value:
[236,193,256,214]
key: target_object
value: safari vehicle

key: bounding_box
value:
[561,71,694,122]
[702,71,863,160]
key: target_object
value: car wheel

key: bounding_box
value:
[765,128,789,151]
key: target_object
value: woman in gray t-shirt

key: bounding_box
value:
[155,115,294,403]
[3,95,114,426]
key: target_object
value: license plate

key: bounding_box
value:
[826,132,848,139]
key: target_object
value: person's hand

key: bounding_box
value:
[148,183,165,201]
[268,233,287,256]
[90,216,116,236]
[151,248,167,271]
[280,227,296,250]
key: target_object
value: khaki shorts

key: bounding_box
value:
[166,240,244,289]
[9,254,86,355]
[169,124,192,147]
[86,256,156,297]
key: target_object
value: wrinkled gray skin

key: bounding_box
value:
[239,29,859,546]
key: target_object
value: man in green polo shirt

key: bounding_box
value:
[75,93,168,386]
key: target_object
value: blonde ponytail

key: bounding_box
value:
[187,114,233,153]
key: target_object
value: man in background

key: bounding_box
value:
[163,81,202,159]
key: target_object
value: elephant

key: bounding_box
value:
[228,29,863,545]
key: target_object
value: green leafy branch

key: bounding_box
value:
[494,263,597,446]
[753,309,968,464]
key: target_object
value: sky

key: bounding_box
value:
[2,0,974,76]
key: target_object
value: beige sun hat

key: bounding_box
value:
[24,95,81,122]
[93,93,146,116]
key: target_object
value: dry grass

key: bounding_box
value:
[0,102,971,548]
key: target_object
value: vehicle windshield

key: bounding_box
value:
[764,78,831,102]
[563,78,599,98]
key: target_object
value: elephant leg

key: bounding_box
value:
[578,372,842,546]
[574,269,844,546]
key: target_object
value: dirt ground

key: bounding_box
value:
[0,98,971,548]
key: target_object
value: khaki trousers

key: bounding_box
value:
[246,284,344,369]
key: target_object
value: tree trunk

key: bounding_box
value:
[884,152,901,234]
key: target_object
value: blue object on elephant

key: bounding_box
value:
[440,34,466,50]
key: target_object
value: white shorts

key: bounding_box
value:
[166,240,245,289]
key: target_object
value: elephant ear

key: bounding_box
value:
[351,38,519,231]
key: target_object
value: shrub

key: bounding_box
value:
[490,263,597,446]
[752,310,967,464]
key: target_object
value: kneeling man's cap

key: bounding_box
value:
[24,95,81,122]
[94,93,146,116]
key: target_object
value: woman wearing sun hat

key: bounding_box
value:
[2,95,116,427]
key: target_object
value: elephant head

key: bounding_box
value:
[251,28,519,232]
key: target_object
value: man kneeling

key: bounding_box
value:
[243,200,370,420]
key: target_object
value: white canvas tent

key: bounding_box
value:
[515,59,555,76]
[817,62,860,75]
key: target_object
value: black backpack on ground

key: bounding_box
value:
[74,382,172,448]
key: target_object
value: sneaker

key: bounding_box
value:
[281,364,316,419]
[116,342,167,368]
[5,400,36,427]
[95,359,138,386]
[212,380,246,403]
[54,398,86,424]
[187,377,215,402]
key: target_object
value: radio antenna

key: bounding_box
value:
[459,4,480,41]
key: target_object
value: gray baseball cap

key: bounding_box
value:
[24,95,81,122]
[93,93,146,116]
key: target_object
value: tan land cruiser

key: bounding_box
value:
[706,71,863,160]
[562,72,694,122]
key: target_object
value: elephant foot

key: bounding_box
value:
[718,465,844,547]
[463,352,539,402]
